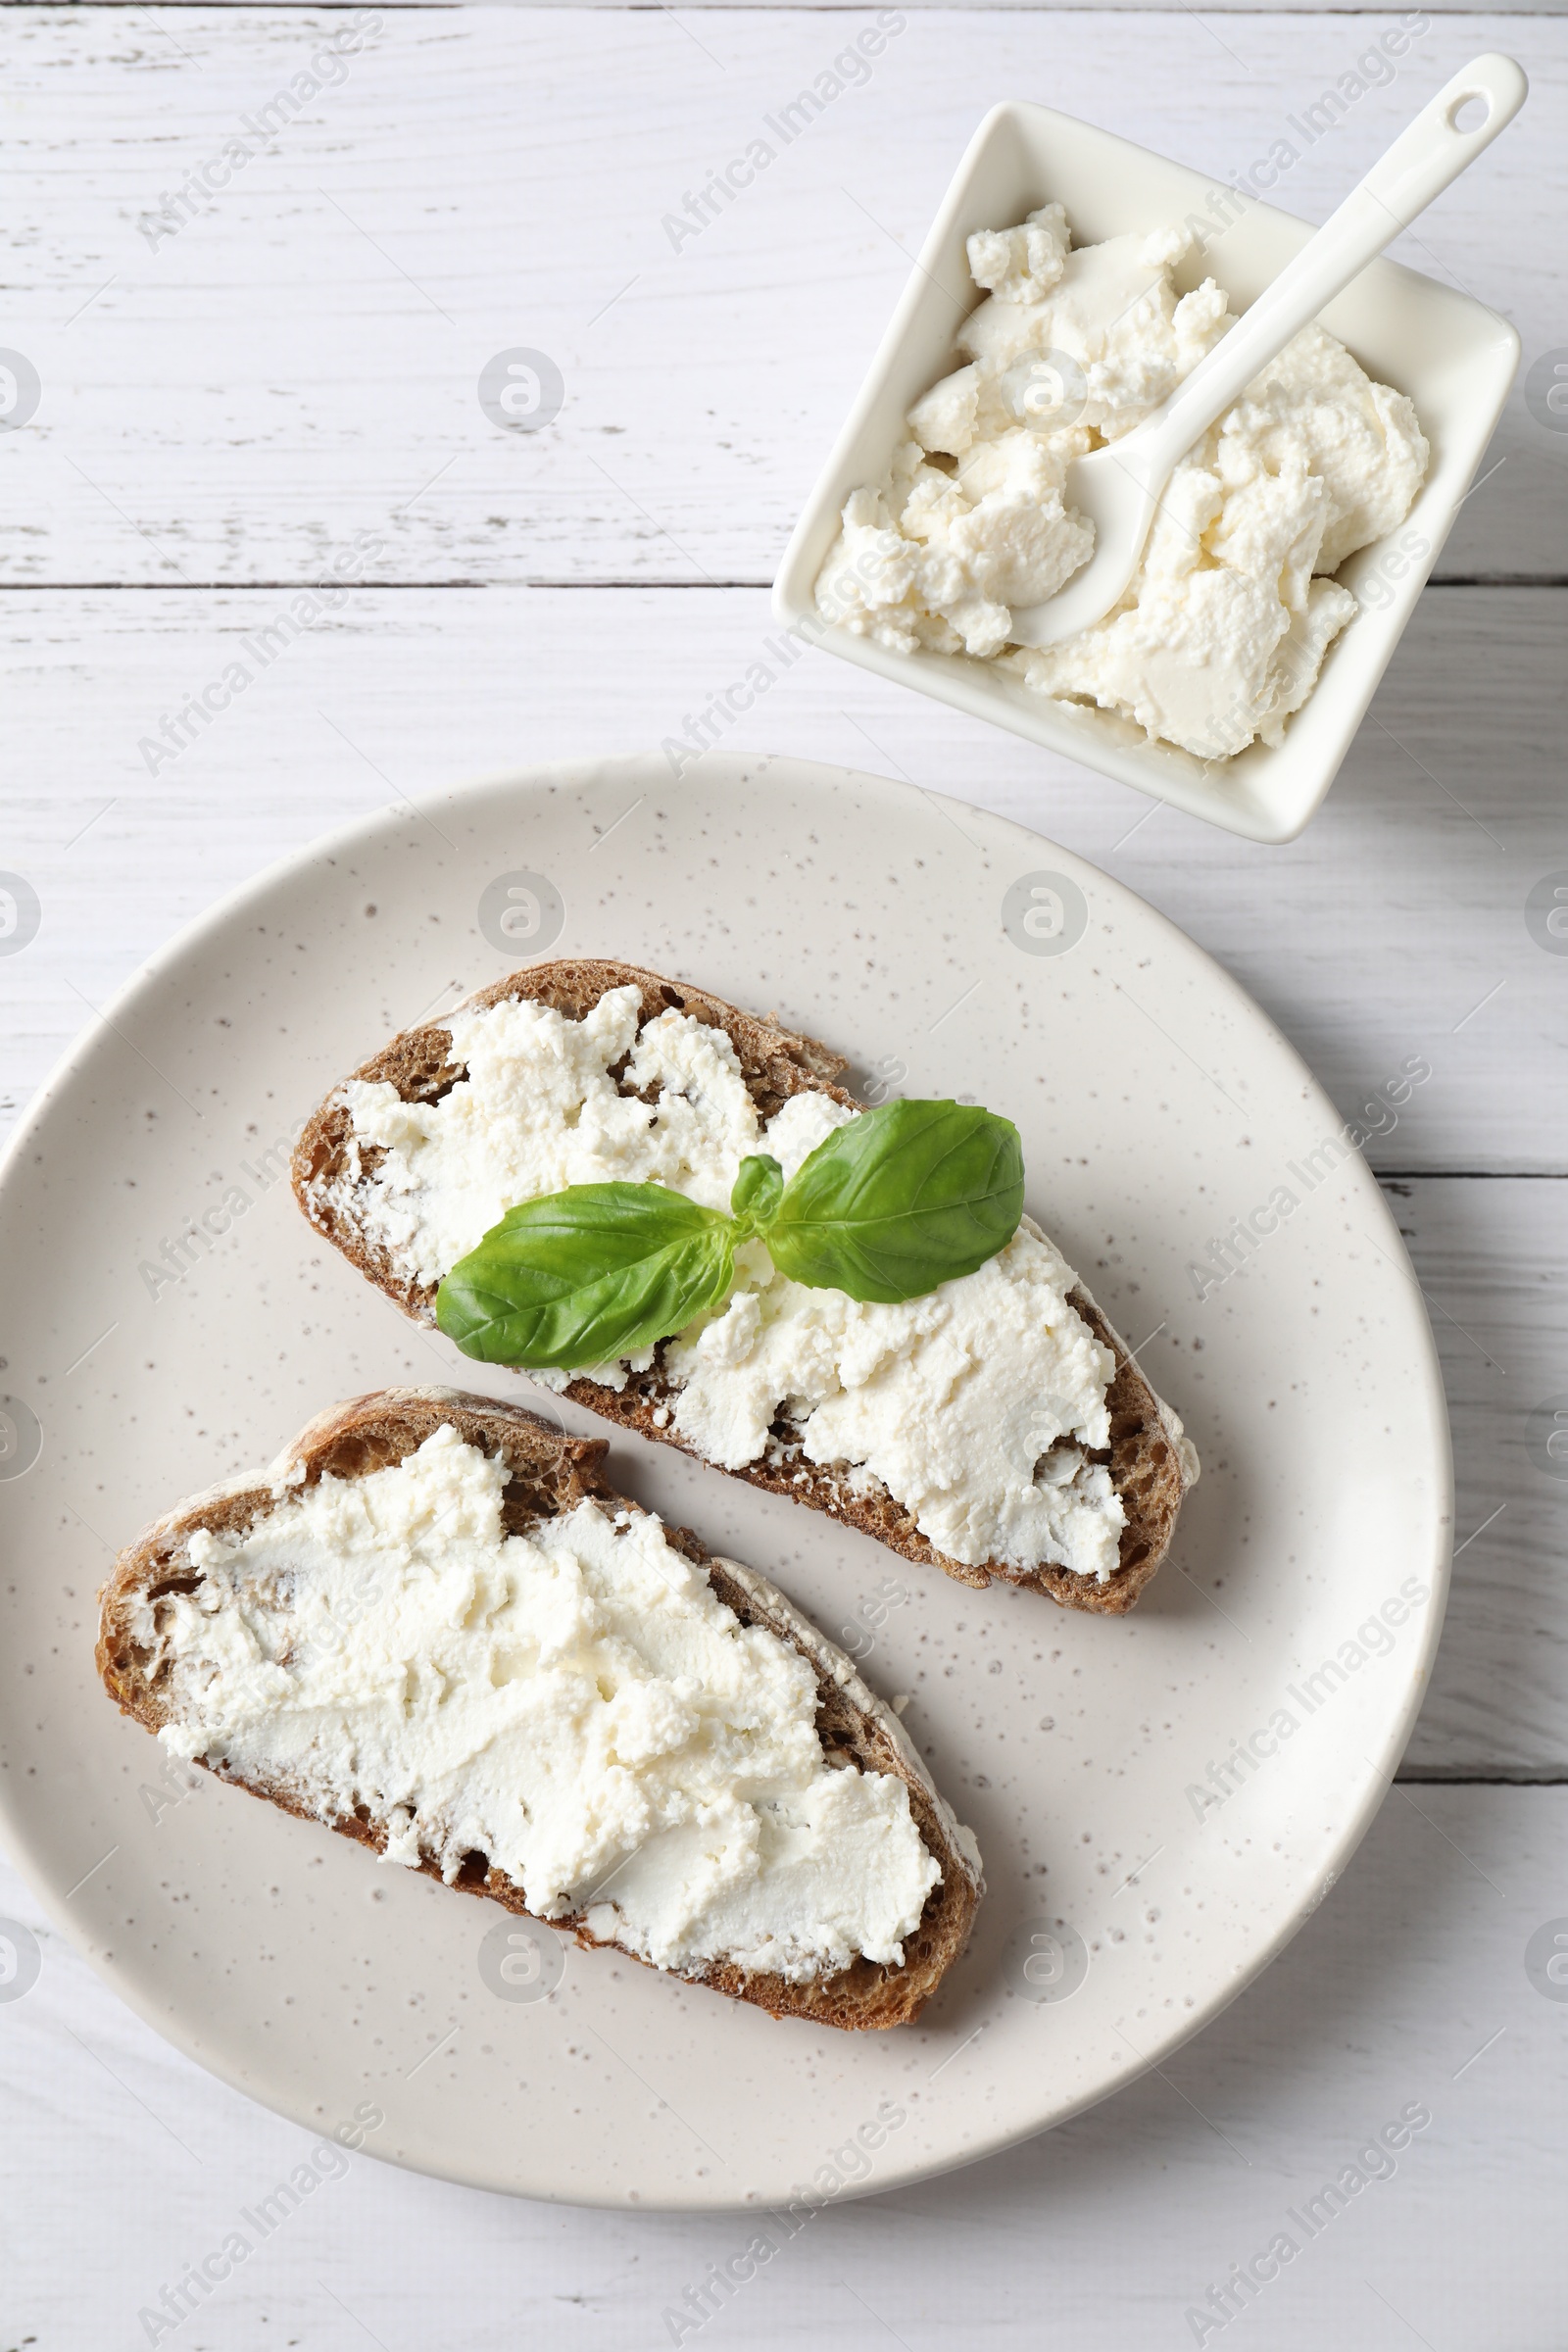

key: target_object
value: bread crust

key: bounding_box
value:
[292,959,1197,1614]
[97,1387,982,2031]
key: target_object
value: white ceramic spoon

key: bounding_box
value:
[1007,52,1528,651]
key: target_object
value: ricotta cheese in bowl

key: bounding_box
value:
[813,205,1429,761]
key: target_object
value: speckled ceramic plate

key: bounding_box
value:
[0,753,1451,2209]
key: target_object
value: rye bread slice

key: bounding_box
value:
[97,1387,982,2032]
[292,959,1198,1615]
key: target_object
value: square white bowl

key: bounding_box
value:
[773,100,1520,844]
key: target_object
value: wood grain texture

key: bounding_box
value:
[1387,1174,1568,1776]
[2,582,1562,1171]
[1,9,1563,586]
[3,1789,1562,2344]
[1,0,1562,2322]
[55,0,1568,13]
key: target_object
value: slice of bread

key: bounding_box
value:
[293,959,1198,1614]
[97,1388,981,2031]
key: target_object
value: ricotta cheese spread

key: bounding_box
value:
[151,1424,939,1983]
[814,204,1429,760]
[333,986,1134,1580]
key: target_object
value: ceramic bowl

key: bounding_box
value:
[773,99,1520,844]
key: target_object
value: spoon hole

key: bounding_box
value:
[1447,91,1491,133]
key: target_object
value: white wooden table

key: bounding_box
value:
[3,8,1565,2345]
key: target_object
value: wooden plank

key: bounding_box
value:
[1,9,1562,586]
[1387,1174,1568,1776]
[2,1788,1562,2339]
[53,1,1568,13]
[2,583,1563,1174]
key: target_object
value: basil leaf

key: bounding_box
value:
[764,1100,1024,1303]
[435,1186,737,1369]
[730,1153,784,1232]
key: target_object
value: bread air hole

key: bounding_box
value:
[147,1572,202,1604]
[317,1431,408,1482]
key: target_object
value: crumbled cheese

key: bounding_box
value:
[813,208,1429,760]
[966,202,1071,305]
[336,987,759,1287]
[153,1425,938,1983]
[335,991,1130,1580]
[665,1219,1124,1581]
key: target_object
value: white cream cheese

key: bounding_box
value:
[151,1424,939,1983]
[335,987,1131,1580]
[337,987,759,1286]
[814,205,1428,760]
[665,1214,1124,1582]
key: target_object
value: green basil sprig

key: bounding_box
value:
[435,1098,1023,1371]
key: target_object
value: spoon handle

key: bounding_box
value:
[1127,52,1528,488]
